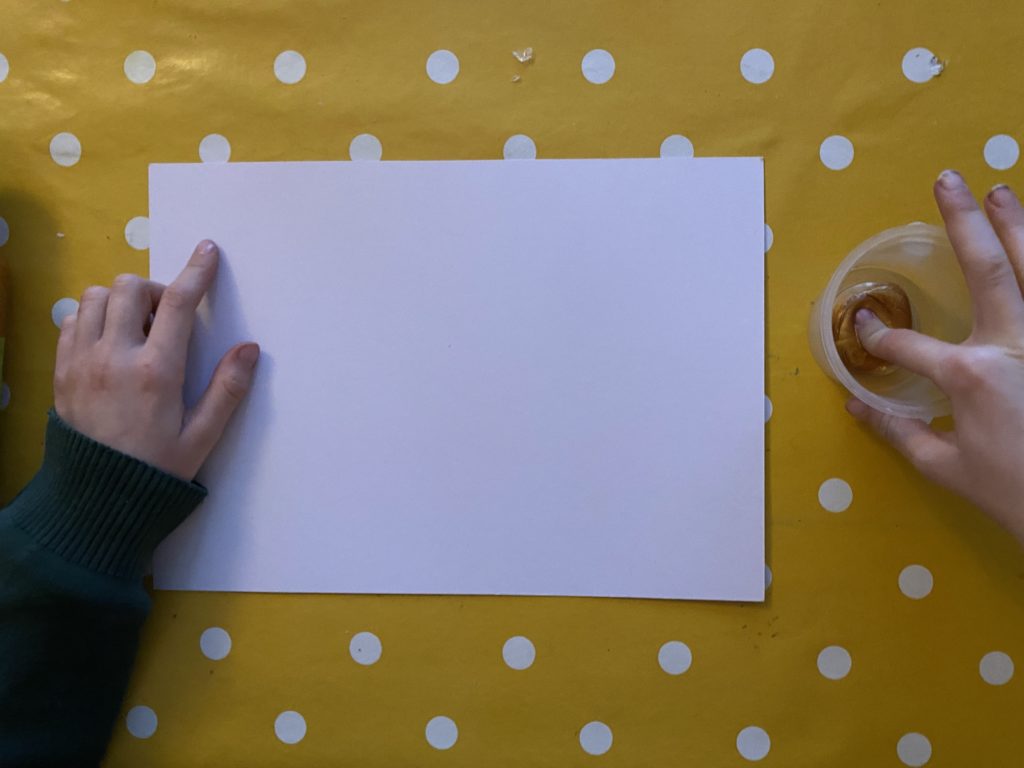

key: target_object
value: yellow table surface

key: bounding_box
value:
[2,1,1024,765]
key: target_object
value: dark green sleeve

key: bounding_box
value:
[0,410,206,767]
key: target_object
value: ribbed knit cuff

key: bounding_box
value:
[11,410,207,579]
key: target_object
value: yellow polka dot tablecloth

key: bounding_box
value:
[2,1,1024,765]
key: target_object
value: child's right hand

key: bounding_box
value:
[53,241,259,482]
[846,171,1024,545]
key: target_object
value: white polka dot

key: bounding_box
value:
[764,395,772,422]
[657,640,692,675]
[199,627,231,660]
[764,223,773,252]
[274,711,306,744]
[503,134,537,160]
[502,635,536,670]
[51,297,79,328]
[902,48,942,83]
[124,216,149,250]
[984,134,1019,171]
[426,50,459,84]
[816,645,852,680]
[897,733,932,766]
[820,135,854,171]
[579,721,613,755]
[0,53,8,83]
[740,48,774,84]
[818,478,852,513]
[349,133,382,161]
[50,132,81,167]
[899,565,933,600]
[660,134,694,158]
[736,726,771,761]
[123,50,156,84]
[979,651,1014,686]
[274,50,306,85]
[125,705,157,739]
[425,715,458,750]
[349,631,382,666]
[0,216,8,247]
[581,49,615,84]
[764,564,772,589]
[199,134,231,163]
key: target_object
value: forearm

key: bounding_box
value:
[0,519,148,766]
[0,411,205,766]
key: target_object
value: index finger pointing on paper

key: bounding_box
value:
[147,240,219,367]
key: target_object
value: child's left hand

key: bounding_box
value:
[53,240,259,481]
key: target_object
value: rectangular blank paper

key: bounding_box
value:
[150,159,765,601]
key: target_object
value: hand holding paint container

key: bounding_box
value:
[808,223,972,420]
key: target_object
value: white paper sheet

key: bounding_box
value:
[150,159,765,601]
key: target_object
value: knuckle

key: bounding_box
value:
[943,354,978,389]
[863,324,890,352]
[937,348,1007,397]
[113,273,142,291]
[220,372,250,402]
[908,446,937,475]
[80,285,109,303]
[160,285,192,310]
[53,366,70,394]
[943,348,997,392]
[86,359,115,391]
[860,324,894,357]
[973,250,1013,287]
[907,443,953,484]
[875,414,900,445]
[137,355,172,392]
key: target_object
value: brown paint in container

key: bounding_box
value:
[831,282,913,375]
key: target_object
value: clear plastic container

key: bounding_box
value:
[808,223,972,420]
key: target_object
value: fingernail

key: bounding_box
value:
[937,169,963,190]
[198,240,218,256]
[855,308,876,325]
[238,343,260,370]
[988,183,1016,206]
[845,398,868,418]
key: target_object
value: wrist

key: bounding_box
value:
[9,409,207,579]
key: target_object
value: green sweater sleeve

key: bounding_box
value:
[0,410,206,767]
